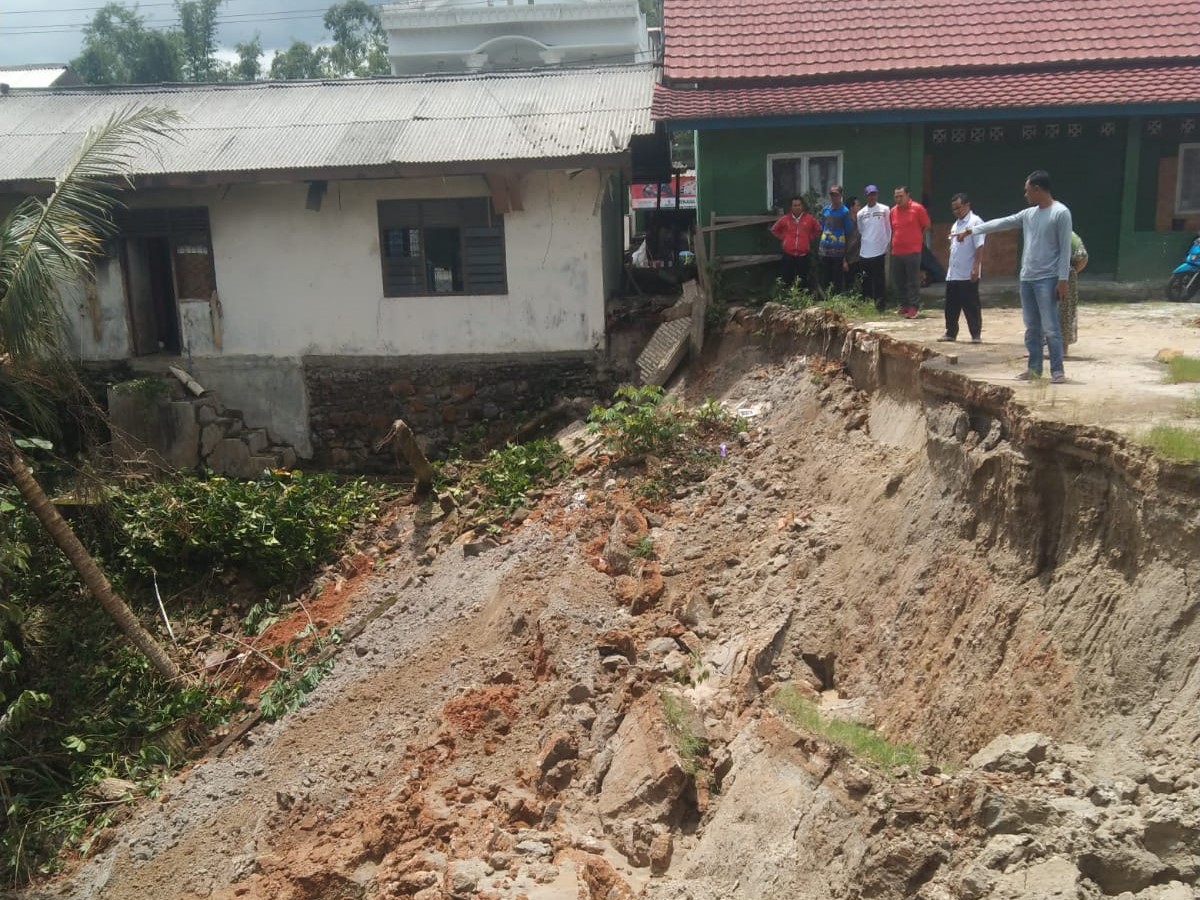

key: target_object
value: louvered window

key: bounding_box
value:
[378,198,507,297]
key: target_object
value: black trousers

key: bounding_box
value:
[944,279,982,339]
[860,255,887,309]
[781,252,812,289]
[819,255,846,294]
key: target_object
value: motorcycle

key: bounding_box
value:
[1166,233,1200,301]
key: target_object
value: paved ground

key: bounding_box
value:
[860,294,1200,436]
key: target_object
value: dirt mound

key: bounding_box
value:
[21,306,1200,900]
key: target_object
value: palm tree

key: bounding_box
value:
[0,106,185,682]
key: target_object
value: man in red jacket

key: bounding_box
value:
[771,196,821,290]
[889,185,931,318]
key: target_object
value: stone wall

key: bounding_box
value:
[303,352,616,472]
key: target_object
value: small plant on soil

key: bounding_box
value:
[1141,424,1200,462]
[475,439,567,513]
[1163,354,1200,384]
[660,691,708,777]
[773,686,921,772]
[258,623,341,722]
[630,535,656,559]
[770,278,876,320]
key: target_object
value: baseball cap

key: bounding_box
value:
[864,184,879,194]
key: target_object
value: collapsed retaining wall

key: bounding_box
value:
[302,352,617,472]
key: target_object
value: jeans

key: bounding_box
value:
[891,252,920,309]
[819,254,846,294]
[1020,276,1064,376]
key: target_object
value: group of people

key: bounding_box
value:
[770,169,1088,383]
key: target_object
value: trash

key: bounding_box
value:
[719,443,728,458]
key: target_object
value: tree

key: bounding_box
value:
[177,0,225,82]
[0,107,185,683]
[71,3,182,85]
[270,41,330,80]
[232,33,264,81]
[323,0,390,77]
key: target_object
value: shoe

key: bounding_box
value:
[1014,370,1039,381]
[1050,373,1067,384]
[936,334,956,342]
[903,307,918,319]
[970,336,982,344]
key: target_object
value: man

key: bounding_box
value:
[843,195,862,290]
[856,185,891,310]
[818,185,856,295]
[889,186,930,318]
[957,170,1072,382]
[770,195,821,289]
[939,192,986,343]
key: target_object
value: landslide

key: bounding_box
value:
[22,305,1200,900]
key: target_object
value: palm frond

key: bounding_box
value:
[0,105,180,365]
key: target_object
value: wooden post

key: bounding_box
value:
[374,419,434,495]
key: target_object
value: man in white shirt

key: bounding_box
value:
[940,192,986,343]
[856,185,891,311]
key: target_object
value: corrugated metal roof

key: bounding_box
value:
[0,65,657,184]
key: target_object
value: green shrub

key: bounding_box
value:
[475,439,566,513]
[1164,354,1200,384]
[107,470,379,589]
[587,385,693,458]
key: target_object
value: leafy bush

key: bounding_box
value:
[587,385,693,458]
[475,439,566,513]
[107,470,378,589]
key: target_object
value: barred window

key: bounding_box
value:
[378,198,507,297]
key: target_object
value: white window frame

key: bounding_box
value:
[765,150,844,212]
[1176,143,1200,215]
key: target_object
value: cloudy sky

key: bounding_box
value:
[0,0,331,66]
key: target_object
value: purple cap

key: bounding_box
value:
[864,184,879,194]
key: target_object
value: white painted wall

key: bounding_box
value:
[72,168,609,361]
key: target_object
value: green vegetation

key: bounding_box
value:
[1141,425,1200,462]
[630,535,656,559]
[474,440,567,514]
[1163,354,1200,384]
[0,471,379,884]
[660,691,708,777]
[770,278,878,320]
[773,686,921,772]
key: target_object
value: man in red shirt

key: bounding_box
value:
[770,196,821,290]
[889,185,930,318]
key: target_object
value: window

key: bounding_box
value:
[766,151,843,212]
[1177,144,1200,215]
[378,198,507,297]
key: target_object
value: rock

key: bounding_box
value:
[649,831,673,874]
[992,856,1079,898]
[978,793,1055,834]
[515,840,552,858]
[968,732,1052,774]
[1078,846,1169,894]
[598,629,636,660]
[566,682,593,703]
[539,732,578,774]
[447,859,488,897]
[597,698,689,828]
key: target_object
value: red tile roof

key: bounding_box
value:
[653,62,1200,121]
[662,0,1200,81]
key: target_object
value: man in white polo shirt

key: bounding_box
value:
[940,192,986,343]
[856,185,891,311]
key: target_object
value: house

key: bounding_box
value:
[379,0,653,75]
[0,64,82,90]
[652,0,1200,282]
[0,66,663,467]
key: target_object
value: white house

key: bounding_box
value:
[0,66,660,466]
[0,64,82,90]
[379,0,653,75]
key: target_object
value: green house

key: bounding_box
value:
[653,0,1200,282]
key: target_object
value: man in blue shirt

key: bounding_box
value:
[818,185,856,295]
[957,170,1072,383]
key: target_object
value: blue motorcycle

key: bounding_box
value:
[1167,233,1200,301]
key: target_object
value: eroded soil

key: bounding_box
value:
[21,303,1200,900]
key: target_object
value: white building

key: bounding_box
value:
[0,67,659,467]
[379,0,653,75]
